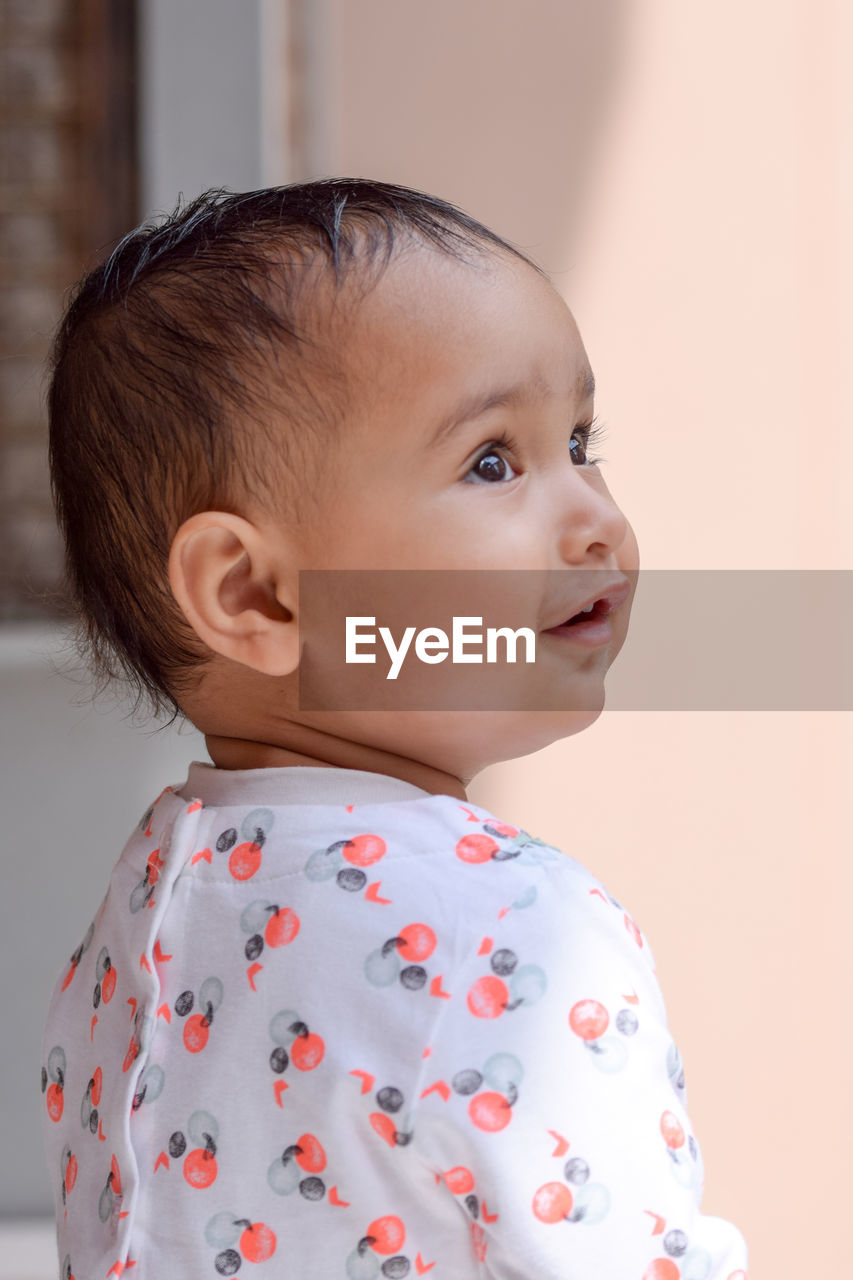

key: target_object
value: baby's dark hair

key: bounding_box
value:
[47,177,545,719]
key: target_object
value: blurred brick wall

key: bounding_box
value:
[0,0,137,620]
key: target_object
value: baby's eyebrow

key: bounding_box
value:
[428,366,595,449]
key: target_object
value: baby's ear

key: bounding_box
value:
[167,512,298,677]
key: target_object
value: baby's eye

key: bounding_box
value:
[570,417,608,467]
[464,442,519,485]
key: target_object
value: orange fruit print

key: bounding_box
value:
[294,1133,326,1173]
[46,1082,64,1122]
[264,906,300,947]
[366,1215,405,1254]
[343,833,387,866]
[290,1031,325,1071]
[467,974,508,1018]
[370,1112,397,1146]
[239,1221,277,1262]
[532,1181,573,1223]
[455,834,498,864]
[101,965,116,1003]
[229,841,263,880]
[183,1146,217,1189]
[468,1091,512,1132]
[183,1013,210,1053]
[443,1166,474,1195]
[660,1111,685,1149]
[396,923,437,962]
[122,1036,139,1073]
[643,1261,680,1280]
[569,999,609,1040]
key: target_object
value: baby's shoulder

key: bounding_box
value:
[399,792,599,887]
[410,795,661,989]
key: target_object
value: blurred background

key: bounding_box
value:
[1,1,850,1275]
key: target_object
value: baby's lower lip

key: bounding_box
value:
[541,614,614,646]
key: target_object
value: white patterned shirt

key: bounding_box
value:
[41,762,749,1280]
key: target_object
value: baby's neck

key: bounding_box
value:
[203,732,468,801]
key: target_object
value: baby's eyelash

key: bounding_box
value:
[576,415,609,466]
[483,429,521,456]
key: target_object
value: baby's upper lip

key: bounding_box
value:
[544,576,632,629]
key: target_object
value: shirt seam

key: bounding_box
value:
[407,924,506,1280]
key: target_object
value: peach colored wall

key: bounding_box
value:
[321,2,853,1274]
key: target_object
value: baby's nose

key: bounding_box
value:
[553,468,630,565]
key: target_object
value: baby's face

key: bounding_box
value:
[266,242,640,779]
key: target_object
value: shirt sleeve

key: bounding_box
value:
[410,860,750,1280]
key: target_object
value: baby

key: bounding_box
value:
[40,179,749,1279]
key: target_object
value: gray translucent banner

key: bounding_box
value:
[297,570,853,711]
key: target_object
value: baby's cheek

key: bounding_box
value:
[618,518,641,575]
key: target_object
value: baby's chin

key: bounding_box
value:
[459,704,607,778]
[357,700,608,784]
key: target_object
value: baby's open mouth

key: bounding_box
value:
[542,579,631,646]
[562,600,603,626]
